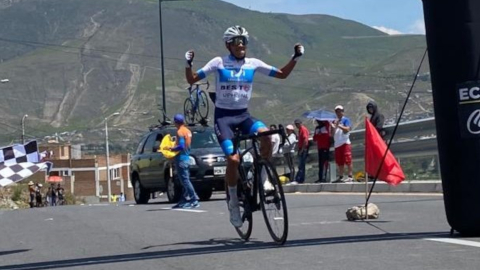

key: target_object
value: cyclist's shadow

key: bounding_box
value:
[141,237,263,250]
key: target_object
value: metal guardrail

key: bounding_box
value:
[349,117,436,144]
[271,118,439,182]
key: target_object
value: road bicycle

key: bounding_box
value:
[184,81,210,124]
[229,128,289,245]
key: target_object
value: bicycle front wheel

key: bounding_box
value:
[234,163,254,240]
[183,98,195,124]
[197,90,210,119]
[258,159,288,244]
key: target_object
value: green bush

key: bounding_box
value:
[11,185,25,202]
[64,192,76,205]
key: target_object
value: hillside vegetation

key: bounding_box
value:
[0,0,431,151]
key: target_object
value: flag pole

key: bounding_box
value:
[365,172,368,220]
[364,117,369,220]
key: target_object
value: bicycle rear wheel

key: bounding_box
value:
[183,98,195,124]
[234,164,253,240]
[258,159,288,244]
[197,90,210,120]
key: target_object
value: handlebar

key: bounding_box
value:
[187,81,210,90]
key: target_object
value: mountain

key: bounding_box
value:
[0,0,430,151]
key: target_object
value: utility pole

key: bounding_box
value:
[21,114,28,144]
[159,0,167,122]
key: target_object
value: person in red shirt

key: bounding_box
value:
[313,120,331,183]
[291,119,309,184]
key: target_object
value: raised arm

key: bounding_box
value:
[274,43,304,79]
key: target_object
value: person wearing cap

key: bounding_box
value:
[165,113,199,209]
[331,105,353,183]
[313,120,332,183]
[184,25,305,227]
[292,118,310,184]
[282,124,298,181]
[28,181,35,208]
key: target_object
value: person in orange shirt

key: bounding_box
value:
[166,114,199,209]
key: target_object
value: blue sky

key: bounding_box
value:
[221,0,425,35]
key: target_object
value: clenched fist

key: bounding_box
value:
[185,50,195,68]
[292,43,304,61]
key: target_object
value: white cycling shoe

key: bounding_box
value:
[228,200,243,228]
[261,167,274,191]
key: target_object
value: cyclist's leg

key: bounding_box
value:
[214,114,238,188]
[239,113,274,190]
[214,108,244,227]
[239,113,271,160]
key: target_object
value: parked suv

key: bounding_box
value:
[130,123,253,204]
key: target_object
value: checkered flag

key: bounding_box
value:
[0,162,47,187]
[0,140,40,165]
[0,140,50,187]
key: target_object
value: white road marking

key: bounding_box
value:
[290,221,342,226]
[425,238,480,248]
[160,207,207,213]
[86,204,110,206]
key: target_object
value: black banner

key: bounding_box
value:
[457,81,480,138]
[423,0,480,236]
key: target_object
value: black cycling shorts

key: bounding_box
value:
[214,107,266,155]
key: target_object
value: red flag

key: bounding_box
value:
[365,118,405,185]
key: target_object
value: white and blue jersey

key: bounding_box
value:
[196,54,278,155]
[197,55,279,110]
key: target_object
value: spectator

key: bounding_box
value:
[45,186,52,206]
[366,100,386,138]
[111,194,117,202]
[331,105,353,183]
[290,119,309,184]
[28,181,35,208]
[50,183,57,206]
[35,183,43,207]
[165,114,199,209]
[270,124,281,155]
[282,124,297,182]
[119,192,126,202]
[56,184,65,205]
[313,120,331,183]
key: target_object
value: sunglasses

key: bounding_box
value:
[228,36,248,46]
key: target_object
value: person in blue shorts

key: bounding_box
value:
[185,25,304,227]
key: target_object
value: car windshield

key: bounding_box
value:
[191,129,219,149]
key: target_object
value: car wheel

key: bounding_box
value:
[198,188,213,201]
[133,175,149,204]
[166,174,181,203]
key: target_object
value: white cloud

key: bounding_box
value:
[409,19,426,34]
[372,26,403,35]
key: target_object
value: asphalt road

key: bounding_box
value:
[1,192,479,270]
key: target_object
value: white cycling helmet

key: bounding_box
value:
[223,25,249,43]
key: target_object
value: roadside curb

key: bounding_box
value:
[282,181,443,193]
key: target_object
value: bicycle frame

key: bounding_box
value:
[187,85,200,112]
[235,128,286,211]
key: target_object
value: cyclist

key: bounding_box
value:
[185,25,304,227]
